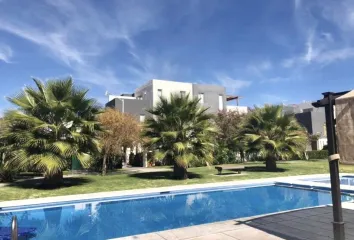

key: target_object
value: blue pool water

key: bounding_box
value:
[0,185,353,240]
[312,176,354,186]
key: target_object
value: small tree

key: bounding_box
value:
[1,78,102,185]
[240,105,307,170]
[214,110,245,163]
[143,94,216,179]
[98,108,141,175]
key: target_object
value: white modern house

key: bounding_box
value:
[106,79,248,121]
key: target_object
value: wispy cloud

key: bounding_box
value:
[215,73,251,94]
[282,0,354,68]
[261,77,290,84]
[294,0,302,10]
[0,0,160,86]
[127,50,184,85]
[247,60,272,77]
[0,43,12,63]
[261,94,288,104]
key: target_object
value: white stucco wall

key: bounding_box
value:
[152,79,193,107]
[317,138,328,150]
[226,105,248,114]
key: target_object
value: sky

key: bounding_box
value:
[0,0,354,112]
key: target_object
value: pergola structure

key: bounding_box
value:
[226,95,242,106]
[312,91,350,240]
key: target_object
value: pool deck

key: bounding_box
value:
[115,204,354,240]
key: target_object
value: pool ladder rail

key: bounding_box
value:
[11,215,18,240]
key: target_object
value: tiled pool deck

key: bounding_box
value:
[115,205,354,240]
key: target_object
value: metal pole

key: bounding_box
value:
[11,216,18,240]
[323,92,345,240]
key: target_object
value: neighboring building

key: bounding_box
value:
[106,79,244,121]
[226,105,248,114]
[284,102,327,150]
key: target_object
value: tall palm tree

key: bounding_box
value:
[143,94,216,179]
[240,105,307,170]
[1,78,102,185]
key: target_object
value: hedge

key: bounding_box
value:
[306,150,328,160]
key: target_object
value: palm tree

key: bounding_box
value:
[143,94,216,179]
[1,78,102,185]
[240,105,307,171]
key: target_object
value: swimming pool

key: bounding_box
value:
[1,184,353,240]
[307,175,354,186]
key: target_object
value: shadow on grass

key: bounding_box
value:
[8,177,92,190]
[129,171,203,180]
[244,166,287,173]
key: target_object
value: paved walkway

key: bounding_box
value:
[115,205,354,240]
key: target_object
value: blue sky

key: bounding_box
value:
[0,0,354,112]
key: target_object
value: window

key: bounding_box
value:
[140,114,145,123]
[303,108,313,113]
[198,93,204,104]
[180,91,186,97]
[219,95,223,110]
[157,89,162,97]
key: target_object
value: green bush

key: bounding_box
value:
[214,146,239,165]
[0,165,17,182]
[307,150,328,160]
[188,159,207,167]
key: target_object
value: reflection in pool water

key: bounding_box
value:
[0,185,352,239]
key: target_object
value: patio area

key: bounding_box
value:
[116,205,354,240]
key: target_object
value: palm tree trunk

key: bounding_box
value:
[102,154,108,175]
[44,171,63,186]
[266,158,277,171]
[173,162,188,179]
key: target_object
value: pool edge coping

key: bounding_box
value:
[0,173,341,209]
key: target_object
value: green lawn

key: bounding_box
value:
[1,160,354,202]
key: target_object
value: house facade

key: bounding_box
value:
[105,79,244,121]
[283,102,327,150]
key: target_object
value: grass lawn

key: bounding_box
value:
[1,160,354,202]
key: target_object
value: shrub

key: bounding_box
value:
[214,146,238,165]
[0,165,17,182]
[89,155,123,172]
[188,159,207,167]
[307,150,328,160]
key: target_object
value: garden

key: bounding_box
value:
[0,77,333,201]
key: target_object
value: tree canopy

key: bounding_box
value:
[143,94,216,179]
[98,108,141,175]
[240,105,308,170]
[1,78,102,185]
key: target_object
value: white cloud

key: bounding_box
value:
[315,48,354,63]
[0,0,160,86]
[281,58,296,68]
[215,74,251,94]
[282,47,354,67]
[282,0,354,69]
[247,60,272,77]
[127,50,185,86]
[261,94,288,104]
[261,77,290,84]
[294,0,302,10]
[0,43,12,63]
